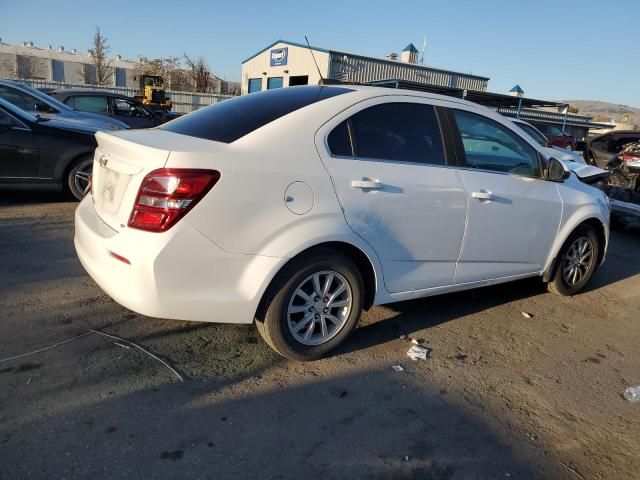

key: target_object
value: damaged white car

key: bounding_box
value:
[75,86,611,360]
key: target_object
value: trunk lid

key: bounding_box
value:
[91,130,172,231]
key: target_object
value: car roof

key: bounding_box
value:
[52,89,134,100]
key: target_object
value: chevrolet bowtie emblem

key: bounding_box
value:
[98,155,108,168]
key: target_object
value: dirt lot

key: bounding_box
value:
[0,193,639,480]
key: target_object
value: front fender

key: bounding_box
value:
[543,186,610,279]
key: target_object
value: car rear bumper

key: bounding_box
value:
[74,196,282,324]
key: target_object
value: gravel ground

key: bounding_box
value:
[0,192,639,480]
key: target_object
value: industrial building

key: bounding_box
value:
[0,38,137,87]
[241,39,489,95]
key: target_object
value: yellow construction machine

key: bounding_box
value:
[134,75,172,111]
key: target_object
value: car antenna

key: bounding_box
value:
[305,35,325,85]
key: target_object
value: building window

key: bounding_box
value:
[267,77,283,90]
[52,60,64,82]
[289,75,308,87]
[248,78,262,94]
[115,68,127,87]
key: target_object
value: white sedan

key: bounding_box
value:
[75,86,610,360]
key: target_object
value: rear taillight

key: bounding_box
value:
[128,169,220,232]
[621,155,640,162]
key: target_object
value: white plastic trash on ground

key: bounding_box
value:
[623,386,640,402]
[407,345,430,361]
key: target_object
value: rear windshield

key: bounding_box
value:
[160,86,353,143]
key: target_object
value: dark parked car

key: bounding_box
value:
[532,123,576,150]
[583,130,640,168]
[51,90,178,129]
[0,97,97,200]
[0,80,127,131]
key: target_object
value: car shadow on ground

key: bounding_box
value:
[0,358,551,480]
[0,189,73,206]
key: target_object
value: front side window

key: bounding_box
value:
[113,98,147,117]
[452,109,541,177]
[0,108,20,128]
[518,123,548,147]
[328,102,444,165]
[72,95,109,114]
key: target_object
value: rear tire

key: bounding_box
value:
[548,225,600,296]
[66,155,93,200]
[255,249,364,361]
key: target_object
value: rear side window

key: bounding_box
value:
[328,102,445,165]
[160,86,353,143]
[72,95,109,114]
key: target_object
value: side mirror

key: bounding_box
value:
[547,158,570,182]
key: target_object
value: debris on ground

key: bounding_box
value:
[114,342,131,349]
[391,365,404,372]
[522,312,533,319]
[623,386,640,402]
[403,455,410,461]
[407,345,431,361]
[411,338,426,345]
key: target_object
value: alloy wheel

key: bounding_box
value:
[74,160,93,196]
[562,236,594,287]
[287,270,353,346]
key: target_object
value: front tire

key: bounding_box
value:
[66,156,93,200]
[256,249,364,361]
[548,225,600,296]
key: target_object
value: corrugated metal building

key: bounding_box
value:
[241,40,489,95]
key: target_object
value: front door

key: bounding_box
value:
[316,99,467,293]
[448,108,562,284]
[0,109,39,181]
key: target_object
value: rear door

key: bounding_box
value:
[0,108,39,181]
[316,97,467,293]
[448,108,562,283]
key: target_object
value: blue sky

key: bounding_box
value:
[1,0,638,106]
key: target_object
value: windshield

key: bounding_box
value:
[0,82,72,113]
[518,123,548,146]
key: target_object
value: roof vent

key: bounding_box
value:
[23,41,34,48]
[47,44,52,50]
[57,45,64,52]
[115,54,122,60]
[71,48,77,54]
[385,52,398,61]
[400,43,419,64]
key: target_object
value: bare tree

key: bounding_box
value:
[87,27,113,85]
[184,54,211,93]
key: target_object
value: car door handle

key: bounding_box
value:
[471,190,494,200]
[352,179,384,190]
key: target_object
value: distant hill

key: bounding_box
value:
[563,100,640,124]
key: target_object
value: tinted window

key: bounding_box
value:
[72,95,109,114]
[160,86,353,143]
[348,103,444,164]
[113,98,148,117]
[453,110,540,177]
[328,121,352,157]
[0,108,20,127]
[612,135,640,152]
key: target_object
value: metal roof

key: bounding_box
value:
[243,40,490,82]
[510,84,524,94]
[403,43,419,53]
[369,79,562,108]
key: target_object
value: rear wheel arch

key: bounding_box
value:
[255,241,378,322]
[63,152,94,199]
